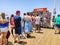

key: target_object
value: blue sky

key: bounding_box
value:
[0,0,60,17]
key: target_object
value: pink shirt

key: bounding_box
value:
[10,17,14,26]
[31,16,35,23]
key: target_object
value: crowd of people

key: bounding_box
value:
[0,10,60,45]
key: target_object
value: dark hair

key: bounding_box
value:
[57,14,60,17]
[27,13,30,15]
[37,14,39,16]
[11,14,14,17]
[24,13,26,15]
[53,16,55,18]
[1,13,5,19]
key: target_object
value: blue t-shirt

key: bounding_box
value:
[14,15,21,27]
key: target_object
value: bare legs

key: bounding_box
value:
[2,32,7,45]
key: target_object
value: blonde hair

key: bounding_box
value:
[1,13,5,19]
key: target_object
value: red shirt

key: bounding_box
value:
[10,17,14,26]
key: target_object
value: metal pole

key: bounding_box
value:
[51,0,56,28]
[54,0,56,16]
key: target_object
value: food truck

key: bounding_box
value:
[28,8,51,28]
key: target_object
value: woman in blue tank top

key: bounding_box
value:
[0,13,9,45]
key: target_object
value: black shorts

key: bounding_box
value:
[36,24,41,28]
[55,24,60,28]
[15,27,21,35]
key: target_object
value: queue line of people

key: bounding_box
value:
[1,10,60,45]
[10,11,33,44]
[0,10,46,45]
[10,10,42,44]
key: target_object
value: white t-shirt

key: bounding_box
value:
[35,16,40,24]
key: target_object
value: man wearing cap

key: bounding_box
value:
[14,10,21,44]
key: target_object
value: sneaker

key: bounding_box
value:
[14,40,17,43]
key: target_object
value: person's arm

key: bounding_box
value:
[31,18,32,23]
[23,17,25,21]
[54,18,56,22]
[0,20,2,23]
[19,17,21,22]
[29,16,32,22]
[0,16,2,23]
[23,16,26,21]
[19,17,21,26]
